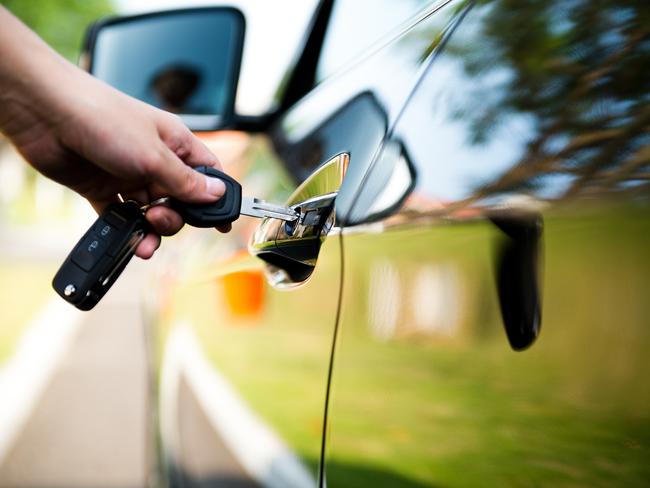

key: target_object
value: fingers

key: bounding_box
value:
[184,132,223,170]
[145,114,226,207]
[87,111,232,263]
[145,142,226,205]
[157,112,222,169]
[147,113,229,204]
[145,205,184,236]
[135,233,161,259]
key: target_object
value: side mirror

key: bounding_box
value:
[82,8,245,131]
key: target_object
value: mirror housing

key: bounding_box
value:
[81,7,245,131]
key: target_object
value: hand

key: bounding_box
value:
[0,6,230,258]
[6,74,229,258]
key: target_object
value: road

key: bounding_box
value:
[0,261,152,488]
[0,227,257,488]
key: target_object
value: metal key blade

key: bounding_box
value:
[240,196,299,222]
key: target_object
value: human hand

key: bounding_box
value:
[0,7,230,258]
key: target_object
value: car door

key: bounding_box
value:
[324,1,650,486]
[154,1,445,486]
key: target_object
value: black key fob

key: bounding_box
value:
[171,166,242,227]
[52,202,148,311]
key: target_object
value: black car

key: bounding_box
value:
[84,0,650,486]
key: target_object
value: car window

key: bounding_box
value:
[234,0,319,114]
[316,0,433,82]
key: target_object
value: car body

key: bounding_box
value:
[85,0,650,486]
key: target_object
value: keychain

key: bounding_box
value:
[52,167,299,310]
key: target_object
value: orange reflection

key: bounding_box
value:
[221,270,265,319]
[195,130,251,178]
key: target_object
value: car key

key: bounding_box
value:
[52,201,148,311]
[53,167,297,311]
[170,166,299,226]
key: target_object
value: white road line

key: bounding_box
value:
[0,299,84,462]
[161,324,316,488]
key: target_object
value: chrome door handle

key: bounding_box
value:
[249,153,349,285]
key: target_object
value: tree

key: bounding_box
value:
[450,0,649,198]
[1,0,114,62]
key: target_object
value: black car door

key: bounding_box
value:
[324,1,650,486]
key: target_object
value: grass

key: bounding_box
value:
[0,261,57,363]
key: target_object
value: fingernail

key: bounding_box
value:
[205,175,226,197]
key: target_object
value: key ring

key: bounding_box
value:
[118,192,171,213]
[139,197,171,213]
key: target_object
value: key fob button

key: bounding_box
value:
[98,223,113,238]
[52,201,148,311]
[92,221,121,248]
[104,210,127,229]
[71,234,107,271]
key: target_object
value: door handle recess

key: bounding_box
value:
[249,153,348,286]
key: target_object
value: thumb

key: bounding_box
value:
[149,145,226,203]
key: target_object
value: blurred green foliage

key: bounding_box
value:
[0,261,56,363]
[172,204,650,486]
[450,0,649,198]
[1,0,114,61]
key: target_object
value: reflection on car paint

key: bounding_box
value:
[139,0,649,485]
[325,0,650,485]
[410,263,462,337]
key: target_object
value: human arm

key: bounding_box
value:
[0,6,228,258]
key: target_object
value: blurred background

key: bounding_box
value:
[0,0,115,376]
[0,1,312,486]
[1,1,649,487]
[0,2,147,486]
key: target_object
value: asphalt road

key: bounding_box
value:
[0,228,257,488]
[0,262,151,488]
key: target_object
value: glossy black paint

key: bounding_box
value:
[85,0,650,485]
[276,0,335,113]
[264,0,649,485]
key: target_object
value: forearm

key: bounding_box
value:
[0,6,227,255]
[0,6,78,137]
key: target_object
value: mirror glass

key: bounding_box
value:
[90,9,244,130]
